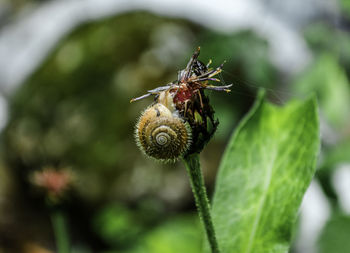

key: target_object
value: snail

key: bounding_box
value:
[132,47,232,162]
[135,91,192,162]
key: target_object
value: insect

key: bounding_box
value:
[131,47,232,161]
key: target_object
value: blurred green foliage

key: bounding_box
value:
[321,140,350,171]
[93,204,145,247]
[319,214,350,253]
[304,22,350,74]
[293,53,350,130]
[127,215,201,253]
[340,0,350,18]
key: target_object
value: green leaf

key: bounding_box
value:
[318,214,350,253]
[210,91,320,253]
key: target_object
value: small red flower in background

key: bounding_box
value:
[31,167,74,200]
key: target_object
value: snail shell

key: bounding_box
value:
[135,103,191,161]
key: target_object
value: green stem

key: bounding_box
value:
[51,208,70,253]
[183,153,220,253]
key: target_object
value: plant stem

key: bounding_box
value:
[183,153,220,253]
[51,208,70,253]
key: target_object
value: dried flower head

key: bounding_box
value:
[132,47,232,160]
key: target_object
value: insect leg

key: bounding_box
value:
[195,61,225,79]
[147,85,172,93]
[196,90,204,108]
[205,84,233,92]
[130,93,153,103]
[184,47,201,80]
[194,77,221,82]
[206,59,212,68]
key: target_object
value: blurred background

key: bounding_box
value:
[0,0,349,252]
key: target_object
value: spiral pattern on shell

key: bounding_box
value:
[135,103,191,161]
